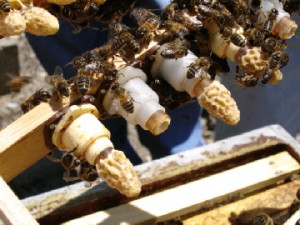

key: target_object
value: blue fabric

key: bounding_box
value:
[215,16,300,140]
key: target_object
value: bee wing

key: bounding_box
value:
[109,99,120,115]
[194,68,206,78]
[54,65,64,77]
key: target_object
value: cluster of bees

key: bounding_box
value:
[47,151,98,184]
[18,0,299,182]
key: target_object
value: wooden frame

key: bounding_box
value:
[19,124,300,224]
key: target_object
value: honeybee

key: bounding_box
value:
[161,20,190,39]
[245,27,265,46]
[219,26,232,40]
[74,73,91,96]
[230,33,246,47]
[0,0,10,13]
[111,82,134,113]
[262,8,278,35]
[236,66,258,87]
[132,9,160,43]
[261,68,273,84]
[71,55,88,70]
[21,89,52,113]
[85,61,117,79]
[262,37,277,54]
[268,50,289,69]
[61,152,81,171]
[196,4,218,23]
[161,2,178,20]
[135,20,160,43]
[174,9,203,31]
[5,75,31,92]
[131,8,158,25]
[187,56,213,79]
[89,43,114,61]
[160,45,188,59]
[46,66,70,98]
[79,164,98,182]
[112,30,140,54]
[149,78,175,109]
[253,213,274,225]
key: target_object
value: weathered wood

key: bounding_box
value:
[183,179,300,225]
[0,177,39,225]
[22,124,300,224]
[61,151,300,225]
[0,102,57,182]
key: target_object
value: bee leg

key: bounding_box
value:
[46,151,61,163]
[63,169,80,182]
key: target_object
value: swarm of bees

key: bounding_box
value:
[18,0,298,182]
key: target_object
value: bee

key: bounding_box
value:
[220,26,233,40]
[74,73,91,96]
[174,9,203,32]
[135,18,160,43]
[111,82,134,113]
[235,66,258,87]
[262,8,278,35]
[196,4,218,23]
[85,61,117,79]
[161,20,190,39]
[71,55,88,70]
[131,8,158,26]
[46,66,70,98]
[261,68,273,84]
[268,50,289,69]
[253,213,274,225]
[245,28,265,46]
[161,2,178,20]
[187,56,213,79]
[160,45,188,59]
[79,164,98,182]
[262,37,277,54]
[150,79,174,109]
[84,43,114,62]
[21,89,52,113]
[5,75,31,92]
[230,33,246,47]
[61,152,81,171]
[0,0,10,13]
[112,30,140,54]
[131,8,160,42]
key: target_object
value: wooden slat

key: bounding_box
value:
[0,102,58,182]
[183,179,300,224]
[0,177,39,225]
[62,151,300,225]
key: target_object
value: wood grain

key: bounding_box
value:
[0,176,39,225]
[61,151,300,225]
[0,102,57,182]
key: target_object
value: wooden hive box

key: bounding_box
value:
[0,124,294,225]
